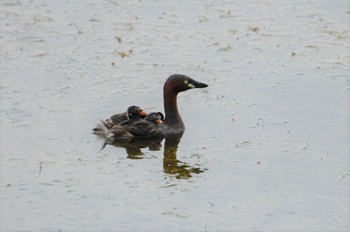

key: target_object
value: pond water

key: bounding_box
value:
[1,0,349,231]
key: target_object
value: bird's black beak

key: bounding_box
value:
[190,79,208,89]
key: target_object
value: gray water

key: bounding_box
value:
[1,0,349,231]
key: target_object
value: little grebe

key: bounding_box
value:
[93,74,208,142]
[144,112,164,124]
[104,105,147,128]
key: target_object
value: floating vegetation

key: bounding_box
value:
[228,29,238,35]
[235,141,252,148]
[339,172,350,181]
[249,26,260,33]
[33,15,53,22]
[70,23,82,34]
[198,16,209,22]
[304,45,319,50]
[89,18,99,22]
[219,10,235,18]
[115,36,122,43]
[118,49,133,58]
[31,52,49,57]
[217,44,232,52]
[326,30,349,39]
[38,159,43,175]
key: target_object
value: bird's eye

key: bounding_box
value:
[184,80,189,84]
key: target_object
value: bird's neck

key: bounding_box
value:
[163,89,184,128]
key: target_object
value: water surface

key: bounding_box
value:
[1,0,349,231]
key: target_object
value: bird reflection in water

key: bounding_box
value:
[97,134,204,179]
[162,135,204,179]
